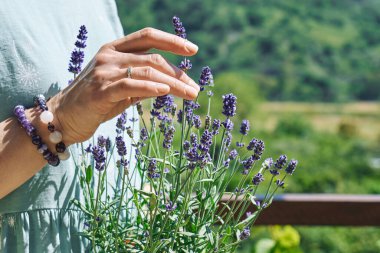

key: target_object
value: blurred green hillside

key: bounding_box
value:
[116,0,380,102]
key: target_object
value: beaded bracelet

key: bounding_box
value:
[13,105,60,166]
[33,94,70,161]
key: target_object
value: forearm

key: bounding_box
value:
[0,98,69,199]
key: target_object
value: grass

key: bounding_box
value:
[254,102,380,141]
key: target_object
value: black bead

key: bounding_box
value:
[48,123,55,132]
[31,135,42,145]
[30,129,37,136]
[43,150,52,159]
[56,142,66,153]
[48,155,60,167]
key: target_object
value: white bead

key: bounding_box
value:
[49,131,62,144]
[58,149,70,160]
[40,110,54,124]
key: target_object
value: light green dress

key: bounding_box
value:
[0,1,139,252]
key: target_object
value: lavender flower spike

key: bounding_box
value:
[239,227,251,240]
[198,66,213,91]
[252,172,264,185]
[68,25,88,77]
[172,16,187,39]
[163,126,176,149]
[240,119,250,135]
[179,59,192,71]
[285,159,298,175]
[222,93,237,117]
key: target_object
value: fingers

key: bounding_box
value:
[113,52,200,92]
[111,27,198,56]
[104,78,170,103]
[117,67,198,100]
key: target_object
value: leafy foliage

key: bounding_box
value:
[116,0,380,102]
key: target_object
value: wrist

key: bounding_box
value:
[45,94,76,146]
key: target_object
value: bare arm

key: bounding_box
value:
[0,27,199,200]
[0,98,66,199]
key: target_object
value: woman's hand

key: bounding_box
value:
[48,27,200,145]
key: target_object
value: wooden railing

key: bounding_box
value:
[221,194,380,226]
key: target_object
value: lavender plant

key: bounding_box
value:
[70,18,298,253]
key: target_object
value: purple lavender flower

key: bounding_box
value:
[222,118,234,131]
[198,66,213,91]
[83,221,90,229]
[239,227,251,240]
[126,126,134,139]
[192,115,201,129]
[236,142,245,148]
[117,158,129,169]
[276,179,285,188]
[185,147,199,163]
[163,126,176,149]
[207,91,214,97]
[235,187,245,194]
[212,119,221,135]
[252,173,264,185]
[140,128,148,142]
[171,104,177,116]
[116,112,127,134]
[223,159,231,167]
[183,141,190,151]
[68,25,87,76]
[129,117,138,122]
[92,145,106,171]
[222,93,237,117]
[229,149,238,160]
[270,155,287,175]
[198,130,213,154]
[247,138,257,151]
[147,159,160,179]
[190,133,198,147]
[242,155,255,170]
[253,140,265,160]
[158,121,166,134]
[115,136,127,156]
[172,16,187,39]
[75,25,88,48]
[153,95,175,113]
[184,100,200,124]
[224,132,232,148]
[105,137,111,152]
[286,159,298,175]
[150,109,161,118]
[263,158,273,169]
[179,59,192,71]
[184,100,200,110]
[136,102,143,116]
[275,155,287,170]
[240,119,250,135]
[165,201,177,212]
[85,143,92,153]
[269,168,280,176]
[177,109,183,123]
[97,135,107,148]
[205,116,211,129]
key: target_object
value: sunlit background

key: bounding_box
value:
[116,0,380,252]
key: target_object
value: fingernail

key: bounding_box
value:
[185,41,198,52]
[186,86,198,99]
